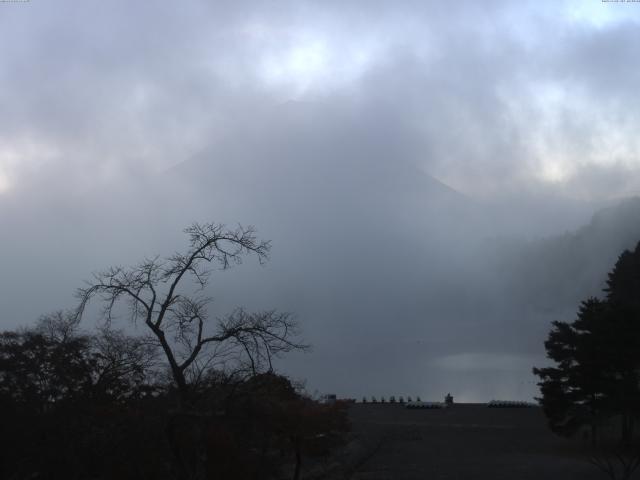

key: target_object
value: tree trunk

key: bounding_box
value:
[621,412,634,447]
[291,436,302,480]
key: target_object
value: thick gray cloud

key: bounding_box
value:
[1,0,640,401]
[2,0,640,197]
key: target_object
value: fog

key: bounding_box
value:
[2,0,640,401]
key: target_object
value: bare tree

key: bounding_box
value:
[587,444,640,480]
[36,310,82,344]
[90,326,161,399]
[75,222,307,407]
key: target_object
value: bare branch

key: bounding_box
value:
[73,222,302,407]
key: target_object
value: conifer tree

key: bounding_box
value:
[534,242,640,445]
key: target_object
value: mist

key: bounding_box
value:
[2,0,640,402]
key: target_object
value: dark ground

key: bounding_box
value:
[334,403,618,480]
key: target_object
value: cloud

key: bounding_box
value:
[1,0,640,200]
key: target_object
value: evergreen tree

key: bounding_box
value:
[534,242,640,445]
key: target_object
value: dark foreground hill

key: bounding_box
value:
[337,404,608,480]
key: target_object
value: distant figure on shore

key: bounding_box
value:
[445,393,454,406]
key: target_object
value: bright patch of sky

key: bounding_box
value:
[236,20,380,98]
[0,139,60,194]
[258,35,374,97]
[0,170,9,194]
[565,0,640,28]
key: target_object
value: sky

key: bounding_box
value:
[1,0,640,401]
